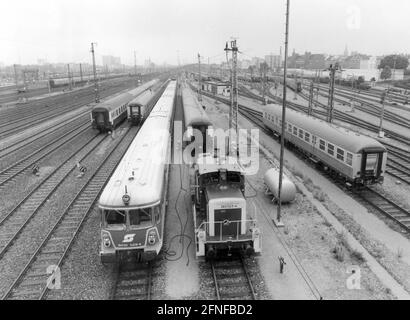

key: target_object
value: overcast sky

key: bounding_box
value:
[1,0,410,66]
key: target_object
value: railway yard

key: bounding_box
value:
[0,69,409,302]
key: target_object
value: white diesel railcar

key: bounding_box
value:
[98,80,177,263]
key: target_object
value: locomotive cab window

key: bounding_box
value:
[129,208,152,227]
[227,172,241,183]
[105,210,126,227]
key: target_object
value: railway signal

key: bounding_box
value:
[326,62,343,123]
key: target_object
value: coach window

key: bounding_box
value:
[327,144,335,156]
[288,123,292,132]
[319,139,326,151]
[312,136,317,145]
[304,132,310,142]
[346,152,353,166]
[105,210,126,228]
[337,148,345,161]
[298,129,303,139]
[129,208,152,227]
[293,127,297,135]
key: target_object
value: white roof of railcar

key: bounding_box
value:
[98,80,177,208]
[261,104,386,153]
[128,89,154,107]
[196,154,244,175]
[182,87,212,128]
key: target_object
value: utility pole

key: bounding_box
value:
[67,64,72,90]
[276,0,290,227]
[224,40,239,155]
[350,75,356,112]
[261,63,267,104]
[79,63,83,82]
[308,81,314,116]
[91,42,100,103]
[13,64,19,93]
[326,62,340,123]
[134,50,137,85]
[198,53,202,102]
[379,89,387,138]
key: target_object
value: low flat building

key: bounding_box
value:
[202,81,230,96]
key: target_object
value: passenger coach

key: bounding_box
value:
[91,79,158,132]
[261,105,387,185]
[127,89,155,125]
[98,80,177,264]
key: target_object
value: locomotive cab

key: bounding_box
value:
[192,154,261,259]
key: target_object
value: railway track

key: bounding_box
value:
[210,255,256,300]
[0,78,139,140]
[201,83,410,233]
[1,126,139,300]
[354,187,410,232]
[317,83,410,108]
[0,132,104,259]
[0,112,87,159]
[307,85,410,129]
[239,85,410,185]
[0,121,90,189]
[110,262,154,300]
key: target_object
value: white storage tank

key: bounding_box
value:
[264,168,296,203]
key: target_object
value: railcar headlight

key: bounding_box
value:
[148,229,157,245]
[102,232,111,248]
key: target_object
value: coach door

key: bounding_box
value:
[361,151,383,179]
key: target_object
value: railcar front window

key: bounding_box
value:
[105,210,126,228]
[129,208,152,227]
